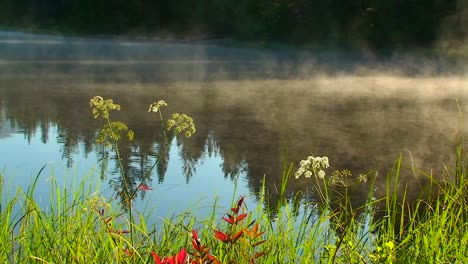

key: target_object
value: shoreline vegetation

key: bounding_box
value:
[1,97,467,263]
[0,25,465,58]
[0,144,466,263]
[1,1,467,67]
[0,1,462,51]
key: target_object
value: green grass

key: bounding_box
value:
[1,96,466,263]
[1,143,467,263]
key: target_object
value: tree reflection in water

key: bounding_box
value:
[0,76,466,215]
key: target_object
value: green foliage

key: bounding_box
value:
[0,0,460,49]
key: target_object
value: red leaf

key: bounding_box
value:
[231,206,239,214]
[232,230,244,243]
[251,223,259,234]
[166,256,175,264]
[237,213,248,222]
[207,254,221,264]
[214,230,230,243]
[191,230,199,241]
[252,240,266,247]
[176,248,187,263]
[255,231,265,239]
[254,251,267,259]
[222,215,235,225]
[123,248,132,256]
[237,196,245,208]
[138,184,153,191]
[151,251,163,264]
[114,230,130,235]
[191,230,201,251]
[231,196,245,213]
[191,240,200,252]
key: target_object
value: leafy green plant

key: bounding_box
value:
[89,96,198,261]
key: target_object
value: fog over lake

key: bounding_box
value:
[1,31,467,218]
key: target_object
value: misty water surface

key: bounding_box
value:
[0,31,467,218]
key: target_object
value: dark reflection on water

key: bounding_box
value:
[0,32,467,216]
[1,76,467,209]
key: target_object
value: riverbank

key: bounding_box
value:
[1,147,467,263]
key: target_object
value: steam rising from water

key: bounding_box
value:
[439,0,468,56]
[0,30,467,209]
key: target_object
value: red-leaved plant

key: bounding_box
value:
[150,197,267,264]
[150,230,220,264]
[151,248,188,264]
[212,196,268,263]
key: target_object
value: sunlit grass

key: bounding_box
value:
[1,143,467,263]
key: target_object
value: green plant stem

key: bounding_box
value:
[104,116,135,253]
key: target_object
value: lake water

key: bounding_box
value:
[1,31,467,220]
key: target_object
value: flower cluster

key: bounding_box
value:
[357,173,368,183]
[329,169,352,186]
[166,113,197,138]
[328,170,369,187]
[96,121,134,146]
[148,100,168,113]
[89,96,121,119]
[295,155,330,179]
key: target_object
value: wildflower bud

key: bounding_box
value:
[318,170,326,179]
[148,100,168,113]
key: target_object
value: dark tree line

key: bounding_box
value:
[0,0,462,49]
